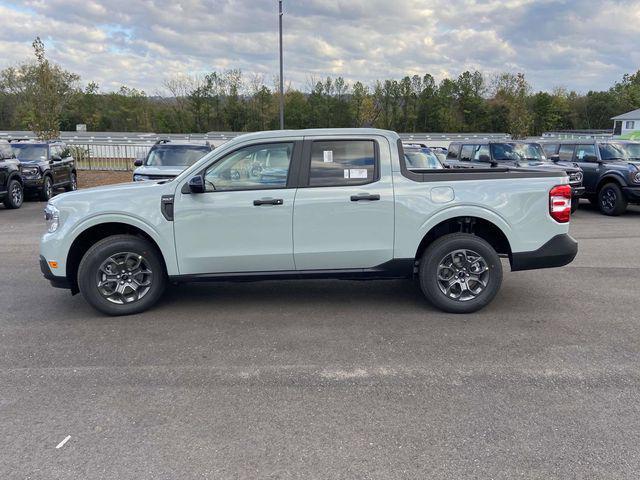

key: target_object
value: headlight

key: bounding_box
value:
[632,169,640,184]
[21,166,40,176]
[44,204,60,233]
[569,171,583,183]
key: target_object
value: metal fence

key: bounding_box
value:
[1,130,514,171]
[67,143,152,171]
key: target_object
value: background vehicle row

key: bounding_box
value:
[445,140,585,213]
[537,140,640,215]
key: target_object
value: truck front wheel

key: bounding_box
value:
[419,233,503,313]
[77,234,166,316]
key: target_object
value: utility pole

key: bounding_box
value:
[278,0,284,129]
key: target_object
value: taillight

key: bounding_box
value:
[549,185,572,223]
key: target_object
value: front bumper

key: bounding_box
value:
[622,185,640,202]
[39,255,73,290]
[511,234,578,272]
[23,177,44,189]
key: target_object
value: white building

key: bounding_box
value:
[612,108,640,137]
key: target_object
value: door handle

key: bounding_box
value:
[253,198,284,206]
[350,194,380,202]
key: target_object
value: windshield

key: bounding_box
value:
[600,142,640,160]
[490,143,546,162]
[404,149,443,170]
[11,144,47,161]
[145,146,209,167]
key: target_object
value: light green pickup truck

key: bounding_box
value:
[40,128,577,316]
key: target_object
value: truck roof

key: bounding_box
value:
[229,128,399,143]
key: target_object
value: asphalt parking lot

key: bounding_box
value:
[1,200,640,479]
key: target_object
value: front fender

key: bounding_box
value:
[598,172,629,189]
[41,212,178,277]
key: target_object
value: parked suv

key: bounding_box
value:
[41,128,577,316]
[446,140,585,212]
[0,140,23,209]
[538,140,640,215]
[133,139,213,181]
[10,140,77,201]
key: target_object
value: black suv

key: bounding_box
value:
[446,140,585,212]
[10,140,77,201]
[539,140,640,215]
[0,140,23,209]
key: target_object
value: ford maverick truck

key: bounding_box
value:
[40,129,578,316]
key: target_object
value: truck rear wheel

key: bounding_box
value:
[419,233,503,313]
[77,234,166,316]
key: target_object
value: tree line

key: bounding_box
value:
[1,37,639,139]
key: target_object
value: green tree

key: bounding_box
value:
[1,37,79,139]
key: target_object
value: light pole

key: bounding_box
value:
[278,0,284,129]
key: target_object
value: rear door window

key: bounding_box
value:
[447,144,460,159]
[472,145,490,162]
[459,145,474,161]
[575,144,598,162]
[308,140,376,187]
[558,145,575,162]
[542,144,558,157]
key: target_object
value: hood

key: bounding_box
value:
[133,165,187,177]
[49,179,171,206]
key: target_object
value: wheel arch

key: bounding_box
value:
[414,215,513,265]
[596,173,626,192]
[8,171,23,185]
[65,221,168,294]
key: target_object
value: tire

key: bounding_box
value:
[77,234,166,316]
[419,233,503,314]
[40,175,54,201]
[64,171,77,192]
[3,179,23,209]
[598,182,627,216]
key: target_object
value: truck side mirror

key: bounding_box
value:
[51,154,62,162]
[550,154,560,162]
[188,175,206,194]
[479,154,491,163]
[134,158,144,167]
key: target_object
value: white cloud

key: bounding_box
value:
[0,0,637,93]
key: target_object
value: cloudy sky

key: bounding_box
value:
[1,0,639,95]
